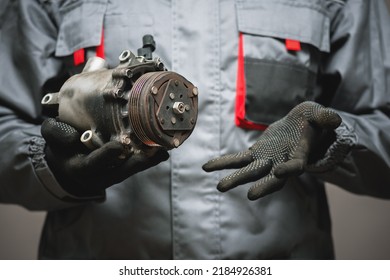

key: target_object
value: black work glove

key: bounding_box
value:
[41,118,169,197]
[203,101,342,200]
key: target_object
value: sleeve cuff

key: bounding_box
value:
[29,136,106,204]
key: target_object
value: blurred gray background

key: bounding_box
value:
[0,183,389,260]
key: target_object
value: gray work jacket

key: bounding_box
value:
[0,0,390,259]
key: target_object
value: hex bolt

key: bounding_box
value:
[190,118,195,124]
[169,92,175,100]
[155,58,165,70]
[123,136,131,145]
[151,86,158,95]
[125,69,133,78]
[175,80,179,86]
[185,104,190,111]
[173,102,185,114]
[173,138,180,147]
[192,87,198,96]
[171,117,177,124]
[160,118,165,124]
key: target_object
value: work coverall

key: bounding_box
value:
[0,0,389,259]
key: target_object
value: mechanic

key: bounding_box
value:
[0,0,389,259]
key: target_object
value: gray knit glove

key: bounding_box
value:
[41,118,169,197]
[203,101,343,200]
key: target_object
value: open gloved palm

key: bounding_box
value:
[41,118,169,197]
[203,101,342,200]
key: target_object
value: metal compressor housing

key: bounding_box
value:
[41,50,198,154]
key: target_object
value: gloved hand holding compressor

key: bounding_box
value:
[41,36,198,197]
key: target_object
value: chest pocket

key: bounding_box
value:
[54,0,157,74]
[55,0,108,74]
[235,0,330,129]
